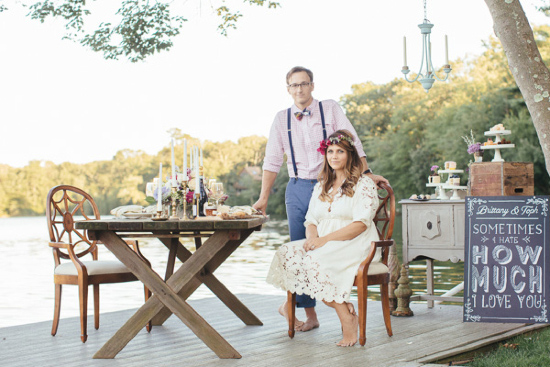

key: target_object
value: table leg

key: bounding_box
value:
[152,230,262,326]
[165,237,178,280]
[95,230,241,359]
[426,259,434,308]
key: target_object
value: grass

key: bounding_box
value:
[439,326,550,366]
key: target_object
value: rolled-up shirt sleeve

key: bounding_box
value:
[330,100,367,159]
[351,176,379,228]
[262,113,285,173]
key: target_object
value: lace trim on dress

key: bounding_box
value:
[266,243,351,303]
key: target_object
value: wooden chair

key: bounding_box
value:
[286,182,395,346]
[46,185,151,343]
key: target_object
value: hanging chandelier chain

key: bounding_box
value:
[423,0,429,23]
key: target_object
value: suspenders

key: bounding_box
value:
[287,102,327,180]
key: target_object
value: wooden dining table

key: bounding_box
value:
[75,216,268,359]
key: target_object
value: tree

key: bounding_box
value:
[483,0,550,176]
[7,0,280,62]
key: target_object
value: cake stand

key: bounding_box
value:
[426,169,467,200]
[481,130,515,162]
[441,184,468,200]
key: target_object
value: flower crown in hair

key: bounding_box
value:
[317,134,354,155]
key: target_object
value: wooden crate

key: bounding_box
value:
[469,162,534,196]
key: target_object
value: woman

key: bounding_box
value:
[266,129,380,347]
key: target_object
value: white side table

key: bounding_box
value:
[400,199,465,307]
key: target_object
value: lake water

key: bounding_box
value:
[0,216,464,328]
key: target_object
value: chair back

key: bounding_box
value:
[46,185,100,263]
[373,182,395,265]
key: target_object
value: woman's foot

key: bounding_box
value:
[336,312,358,347]
[278,302,304,330]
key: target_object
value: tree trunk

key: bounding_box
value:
[484,0,550,176]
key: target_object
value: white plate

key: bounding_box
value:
[122,212,154,219]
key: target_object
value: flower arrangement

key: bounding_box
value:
[317,134,354,155]
[430,165,439,176]
[146,167,195,206]
[461,130,482,154]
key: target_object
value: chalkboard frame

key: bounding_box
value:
[464,196,550,323]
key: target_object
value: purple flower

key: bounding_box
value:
[467,143,482,154]
[430,165,439,172]
[153,186,171,202]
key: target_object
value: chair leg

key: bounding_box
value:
[79,282,88,343]
[144,286,152,332]
[94,284,100,330]
[287,291,296,338]
[357,282,367,346]
[380,282,393,337]
[51,284,62,336]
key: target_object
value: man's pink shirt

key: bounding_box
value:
[262,99,366,180]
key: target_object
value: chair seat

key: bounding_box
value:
[366,261,389,275]
[54,260,132,276]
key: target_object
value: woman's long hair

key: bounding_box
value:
[317,129,363,202]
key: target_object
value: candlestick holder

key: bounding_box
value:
[169,187,179,220]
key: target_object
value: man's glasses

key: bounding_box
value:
[287,82,313,90]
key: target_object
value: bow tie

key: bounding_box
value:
[294,109,311,121]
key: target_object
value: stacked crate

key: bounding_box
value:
[468,162,534,196]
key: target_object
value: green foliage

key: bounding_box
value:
[469,327,550,367]
[0,136,268,217]
[19,0,281,61]
[342,27,550,202]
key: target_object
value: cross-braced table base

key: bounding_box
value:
[90,228,263,359]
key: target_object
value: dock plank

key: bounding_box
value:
[0,294,547,367]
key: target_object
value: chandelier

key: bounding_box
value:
[401,0,451,92]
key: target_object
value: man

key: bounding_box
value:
[254,66,389,332]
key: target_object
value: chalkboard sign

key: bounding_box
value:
[464,196,550,323]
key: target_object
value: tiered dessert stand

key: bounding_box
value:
[481,129,515,162]
[426,168,468,200]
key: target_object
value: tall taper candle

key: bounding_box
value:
[403,36,407,66]
[195,147,199,189]
[445,35,449,64]
[183,138,187,181]
[157,163,163,212]
[171,139,176,186]
[189,146,193,176]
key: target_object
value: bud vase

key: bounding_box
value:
[474,152,483,163]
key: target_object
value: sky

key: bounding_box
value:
[0,0,548,168]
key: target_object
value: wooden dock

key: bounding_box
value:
[0,293,546,367]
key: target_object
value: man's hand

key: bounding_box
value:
[253,197,268,216]
[367,173,390,188]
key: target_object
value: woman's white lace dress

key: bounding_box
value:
[266,175,380,303]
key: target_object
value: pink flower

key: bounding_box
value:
[317,139,329,155]
[186,190,194,204]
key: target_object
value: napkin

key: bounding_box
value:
[110,205,153,218]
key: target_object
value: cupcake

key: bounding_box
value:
[449,174,460,186]
[444,161,456,170]
[429,175,441,184]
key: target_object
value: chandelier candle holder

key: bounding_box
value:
[401,0,451,93]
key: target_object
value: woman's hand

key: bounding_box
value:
[303,236,328,252]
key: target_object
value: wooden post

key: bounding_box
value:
[387,243,400,311]
[392,264,414,317]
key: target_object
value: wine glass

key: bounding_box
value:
[212,182,224,206]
